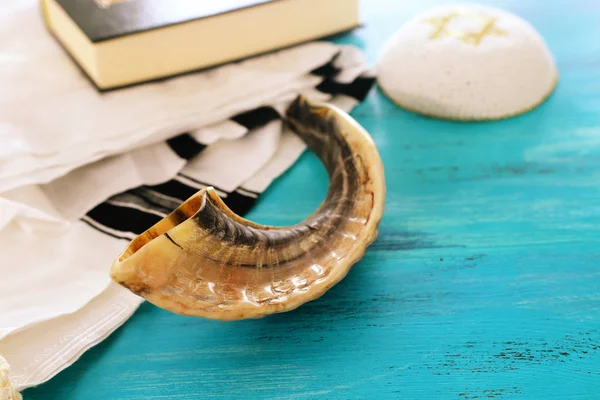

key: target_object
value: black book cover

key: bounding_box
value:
[55,0,277,42]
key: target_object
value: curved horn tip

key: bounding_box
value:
[287,95,321,120]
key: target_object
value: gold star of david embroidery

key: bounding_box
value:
[425,11,507,45]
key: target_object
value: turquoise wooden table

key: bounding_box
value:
[25,0,600,398]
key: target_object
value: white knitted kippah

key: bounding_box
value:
[376,3,558,120]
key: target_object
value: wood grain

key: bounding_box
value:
[25,0,600,398]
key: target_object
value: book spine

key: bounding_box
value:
[40,0,55,31]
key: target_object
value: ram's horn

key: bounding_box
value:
[110,96,386,320]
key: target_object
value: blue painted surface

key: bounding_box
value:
[25,0,600,398]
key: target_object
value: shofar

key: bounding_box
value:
[110,96,386,320]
